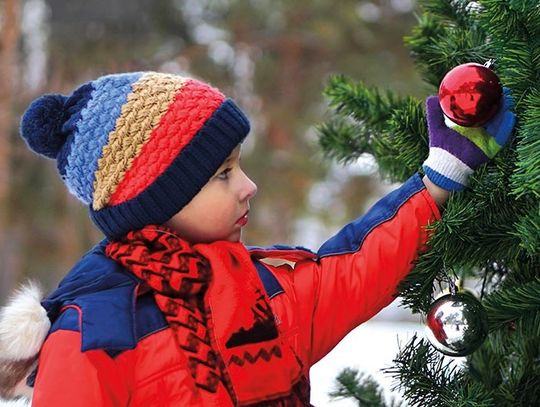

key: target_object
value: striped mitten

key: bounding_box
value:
[423,88,516,191]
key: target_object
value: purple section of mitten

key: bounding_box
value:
[426,96,489,169]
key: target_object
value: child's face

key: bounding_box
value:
[165,145,257,243]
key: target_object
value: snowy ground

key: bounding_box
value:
[0,400,29,407]
[309,319,422,406]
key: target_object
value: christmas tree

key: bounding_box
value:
[319,0,540,405]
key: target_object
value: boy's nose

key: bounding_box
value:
[240,172,257,201]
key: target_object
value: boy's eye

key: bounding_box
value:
[216,168,232,180]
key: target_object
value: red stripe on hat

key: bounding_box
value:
[108,79,225,206]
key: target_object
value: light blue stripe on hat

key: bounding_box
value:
[64,72,143,204]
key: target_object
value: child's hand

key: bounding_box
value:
[422,88,516,191]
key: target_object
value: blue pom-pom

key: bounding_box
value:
[20,94,68,159]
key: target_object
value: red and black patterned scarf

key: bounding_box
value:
[106,225,309,406]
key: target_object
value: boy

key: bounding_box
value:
[0,72,514,405]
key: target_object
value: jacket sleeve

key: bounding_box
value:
[32,330,130,407]
[293,173,441,366]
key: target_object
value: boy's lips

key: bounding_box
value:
[236,211,249,226]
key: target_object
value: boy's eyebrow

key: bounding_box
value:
[217,156,233,170]
[222,150,241,166]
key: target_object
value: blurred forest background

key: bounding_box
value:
[0,0,424,308]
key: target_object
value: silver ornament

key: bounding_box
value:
[425,291,488,357]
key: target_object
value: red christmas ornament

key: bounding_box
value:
[438,62,502,127]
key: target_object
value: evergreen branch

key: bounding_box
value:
[513,310,540,342]
[449,382,497,407]
[484,277,540,331]
[320,0,540,405]
[386,336,496,406]
[510,312,540,403]
[400,178,510,313]
[497,253,540,288]
[367,97,427,182]
[466,345,504,392]
[404,14,453,87]
[426,167,524,264]
[376,99,428,181]
[317,118,373,164]
[383,336,470,406]
[479,0,524,36]
[398,240,444,313]
[479,2,540,94]
[511,202,540,255]
[422,0,477,27]
[329,368,391,407]
[478,260,509,296]
[510,89,540,198]
[480,312,540,405]
[405,12,491,88]
[399,163,530,313]
[479,0,540,37]
[494,38,540,96]
[320,77,427,182]
[323,75,398,130]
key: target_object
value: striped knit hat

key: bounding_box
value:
[20,72,250,240]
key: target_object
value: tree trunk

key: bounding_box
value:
[0,0,21,302]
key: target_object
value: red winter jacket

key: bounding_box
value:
[31,173,440,406]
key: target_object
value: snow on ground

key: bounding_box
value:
[0,399,30,407]
[310,320,422,406]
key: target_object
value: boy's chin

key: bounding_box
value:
[226,230,242,243]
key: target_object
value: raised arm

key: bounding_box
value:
[295,173,440,365]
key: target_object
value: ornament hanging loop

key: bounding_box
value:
[484,59,495,69]
[441,262,459,295]
[448,278,458,295]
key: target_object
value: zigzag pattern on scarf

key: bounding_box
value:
[106,229,227,394]
[227,346,283,367]
[154,295,224,393]
[106,226,307,405]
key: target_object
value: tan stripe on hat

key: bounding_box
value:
[92,73,187,210]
